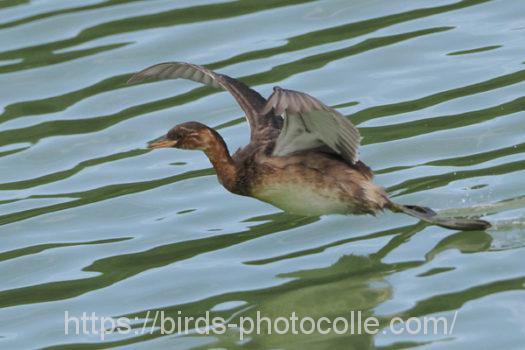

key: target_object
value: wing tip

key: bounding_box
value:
[126,61,183,85]
[127,73,144,85]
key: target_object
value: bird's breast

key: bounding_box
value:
[252,179,353,216]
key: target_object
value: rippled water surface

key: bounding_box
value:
[1,0,524,349]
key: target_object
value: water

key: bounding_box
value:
[0,0,524,349]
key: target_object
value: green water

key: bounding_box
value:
[1,0,524,349]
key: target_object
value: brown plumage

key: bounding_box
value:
[131,62,490,231]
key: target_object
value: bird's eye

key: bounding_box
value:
[168,131,180,140]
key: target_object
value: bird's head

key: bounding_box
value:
[148,121,218,151]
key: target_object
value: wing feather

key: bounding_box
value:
[263,87,361,163]
[128,62,269,139]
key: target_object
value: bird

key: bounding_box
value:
[128,61,490,231]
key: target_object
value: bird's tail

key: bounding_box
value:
[386,201,491,231]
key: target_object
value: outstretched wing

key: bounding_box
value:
[128,62,268,139]
[261,87,361,164]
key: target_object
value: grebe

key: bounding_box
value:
[129,62,490,231]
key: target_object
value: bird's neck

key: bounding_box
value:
[203,135,239,193]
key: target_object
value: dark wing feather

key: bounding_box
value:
[128,62,268,139]
[262,87,361,164]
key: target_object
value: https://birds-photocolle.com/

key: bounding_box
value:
[128,61,490,231]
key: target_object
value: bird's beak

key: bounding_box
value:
[148,136,178,149]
